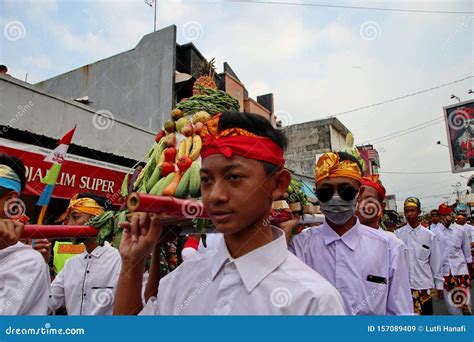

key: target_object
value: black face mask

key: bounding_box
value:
[316,184,359,203]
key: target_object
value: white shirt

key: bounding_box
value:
[0,242,50,315]
[458,223,473,243]
[198,233,223,255]
[140,227,345,315]
[49,242,121,315]
[433,223,472,276]
[182,233,223,262]
[395,224,443,290]
[289,219,413,315]
[430,222,444,232]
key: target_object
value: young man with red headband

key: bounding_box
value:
[356,175,386,229]
[114,112,345,315]
[434,203,472,315]
[0,153,50,315]
[48,193,122,315]
[395,197,443,315]
[288,152,413,315]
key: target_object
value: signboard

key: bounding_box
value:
[0,138,130,205]
[443,99,474,173]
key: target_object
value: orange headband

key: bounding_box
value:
[315,152,362,184]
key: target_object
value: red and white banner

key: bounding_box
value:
[0,138,131,205]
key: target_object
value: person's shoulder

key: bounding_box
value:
[358,223,391,241]
[421,227,437,238]
[360,224,405,248]
[291,225,323,244]
[159,253,213,287]
[104,243,122,260]
[4,243,45,271]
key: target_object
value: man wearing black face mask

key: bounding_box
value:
[288,151,413,315]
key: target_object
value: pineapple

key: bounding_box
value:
[193,58,217,95]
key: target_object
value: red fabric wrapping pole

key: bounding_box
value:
[21,225,98,239]
[127,193,209,218]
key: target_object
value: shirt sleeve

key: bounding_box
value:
[430,234,444,290]
[311,287,346,315]
[48,262,67,314]
[462,226,473,264]
[386,239,414,315]
[22,257,50,315]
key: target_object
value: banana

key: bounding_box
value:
[185,136,193,156]
[176,139,186,162]
[189,135,202,161]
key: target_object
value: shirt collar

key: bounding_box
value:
[83,241,110,259]
[321,219,360,251]
[407,224,422,233]
[210,226,288,293]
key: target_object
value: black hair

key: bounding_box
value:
[0,65,7,73]
[336,152,363,175]
[430,209,439,215]
[76,192,110,210]
[218,112,288,175]
[0,153,26,192]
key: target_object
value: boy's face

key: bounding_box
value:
[430,213,440,224]
[200,154,289,234]
[67,210,93,226]
[457,216,466,225]
[404,207,420,225]
[356,185,382,224]
[440,213,453,226]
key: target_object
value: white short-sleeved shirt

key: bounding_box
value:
[289,219,413,315]
[48,242,121,315]
[140,227,346,315]
[0,242,50,315]
[395,224,443,290]
[433,223,472,276]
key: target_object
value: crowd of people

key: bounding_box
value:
[0,111,472,316]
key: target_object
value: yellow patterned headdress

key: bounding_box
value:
[315,152,362,184]
[57,194,105,222]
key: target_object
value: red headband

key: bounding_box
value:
[361,175,386,200]
[201,135,285,168]
[200,114,285,169]
[438,204,453,215]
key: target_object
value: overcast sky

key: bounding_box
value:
[1,0,473,212]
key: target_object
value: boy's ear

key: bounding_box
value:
[272,169,291,200]
[5,190,19,201]
[357,187,365,202]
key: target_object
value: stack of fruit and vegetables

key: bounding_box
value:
[89,58,240,246]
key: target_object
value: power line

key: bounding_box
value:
[221,1,474,14]
[366,118,445,145]
[319,76,473,119]
[362,117,444,145]
[380,170,451,175]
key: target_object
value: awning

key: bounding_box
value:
[301,180,316,201]
[1,138,130,205]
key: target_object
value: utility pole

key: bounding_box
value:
[452,182,461,203]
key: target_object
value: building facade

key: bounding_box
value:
[282,118,351,178]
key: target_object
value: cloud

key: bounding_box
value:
[2,0,473,209]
